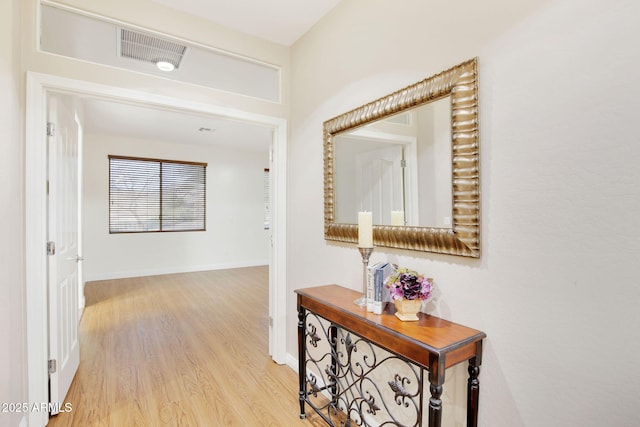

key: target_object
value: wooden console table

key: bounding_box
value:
[296,285,486,427]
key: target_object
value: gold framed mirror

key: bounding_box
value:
[324,58,480,257]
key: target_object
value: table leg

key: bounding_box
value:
[298,305,307,419]
[428,382,443,427]
[466,359,480,427]
[428,355,445,427]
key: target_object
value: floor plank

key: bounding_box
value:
[47,267,327,426]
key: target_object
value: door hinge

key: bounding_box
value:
[46,241,56,256]
[400,159,407,168]
[46,122,55,137]
[48,359,57,375]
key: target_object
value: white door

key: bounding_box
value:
[47,93,81,414]
[356,144,404,225]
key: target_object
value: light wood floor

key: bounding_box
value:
[48,266,327,427]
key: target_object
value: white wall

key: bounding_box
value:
[0,0,25,426]
[83,133,269,280]
[288,0,640,426]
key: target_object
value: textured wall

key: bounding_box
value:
[288,0,640,425]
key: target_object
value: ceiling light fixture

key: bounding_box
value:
[156,60,175,72]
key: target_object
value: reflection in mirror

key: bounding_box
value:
[333,97,452,228]
[324,58,480,257]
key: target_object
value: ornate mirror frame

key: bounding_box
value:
[324,57,480,257]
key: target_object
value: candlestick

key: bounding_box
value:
[354,246,374,306]
[358,211,373,248]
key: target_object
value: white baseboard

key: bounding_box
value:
[286,352,298,373]
[83,259,269,282]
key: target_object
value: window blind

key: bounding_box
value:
[109,155,206,233]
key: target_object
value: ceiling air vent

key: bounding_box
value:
[119,28,187,69]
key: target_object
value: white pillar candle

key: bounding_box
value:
[391,210,405,226]
[358,211,373,248]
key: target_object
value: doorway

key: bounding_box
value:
[26,72,288,427]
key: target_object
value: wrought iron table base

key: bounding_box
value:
[296,285,485,427]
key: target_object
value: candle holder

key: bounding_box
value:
[354,246,374,306]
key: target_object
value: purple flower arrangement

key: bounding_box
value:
[385,267,433,301]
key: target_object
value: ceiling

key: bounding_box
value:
[82,98,273,152]
[44,1,343,151]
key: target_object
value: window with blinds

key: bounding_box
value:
[109,155,206,233]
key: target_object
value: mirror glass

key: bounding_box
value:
[324,58,480,257]
[333,97,452,228]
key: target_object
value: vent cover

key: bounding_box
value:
[119,29,187,69]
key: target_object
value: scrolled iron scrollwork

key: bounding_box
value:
[388,374,413,408]
[308,373,322,398]
[308,323,322,348]
[301,313,423,426]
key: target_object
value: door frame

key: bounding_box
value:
[25,72,288,427]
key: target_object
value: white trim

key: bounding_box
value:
[19,415,28,427]
[26,72,288,426]
[83,259,270,282]
[26,73,50,427]
[76,113,85,314]
[286,352,299,373]
[270,123,288,364]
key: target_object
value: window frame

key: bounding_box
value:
[108,155,207,234]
